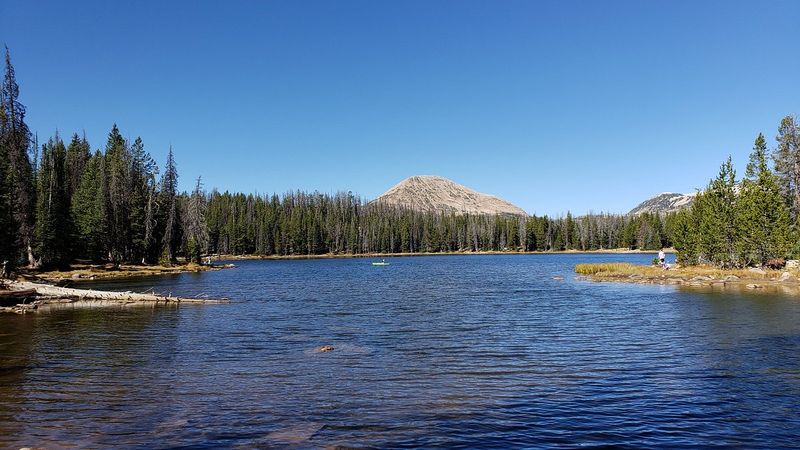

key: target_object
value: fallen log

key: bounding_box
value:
[3,281,229,305]
[0,288,37,299]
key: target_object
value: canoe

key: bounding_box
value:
[371,262,390,266]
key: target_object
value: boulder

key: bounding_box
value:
[778,272,795,282]
[746,284,763,289]
[748,267,767,275]
[690,276,712,282]
[786,260,800,270]
[723,275,740,282]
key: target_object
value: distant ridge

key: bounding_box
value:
[374,175,527,216]
[628,192,696,215]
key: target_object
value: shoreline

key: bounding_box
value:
[22,262,235,283]
[574,262,800,294]
[217,248,675,261]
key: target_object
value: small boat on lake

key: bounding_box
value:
[371,260,390,266]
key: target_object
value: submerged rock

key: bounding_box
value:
[746,284,763,289]
[315,345,335,353]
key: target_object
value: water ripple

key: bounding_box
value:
[1,254,800,448]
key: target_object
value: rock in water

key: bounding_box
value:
[316,345,335,353]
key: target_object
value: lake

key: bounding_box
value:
[1,254,799,448]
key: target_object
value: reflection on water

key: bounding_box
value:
[1,254,800,448]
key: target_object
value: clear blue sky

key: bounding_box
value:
[4,0,799,215]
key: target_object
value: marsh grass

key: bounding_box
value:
[574,262,785,280]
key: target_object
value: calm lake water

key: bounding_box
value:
[1,254,800,448]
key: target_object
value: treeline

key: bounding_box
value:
[205,193,671,256]
[670,117,800,267]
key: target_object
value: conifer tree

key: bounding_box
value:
[695,157,739,267]
[1,46,36,268]
[71,151,107,260]
[773,116,800,220]
[668,208,697,265]
[185,176,209,263]
[103,124,130,262]
[737,133,792,265]
[35,134,71,268]
[159,147,181,263]
[64,133,90,201]
[129,136,159,262]
[0,126,13,275]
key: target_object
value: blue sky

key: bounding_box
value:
[4,0,799,215]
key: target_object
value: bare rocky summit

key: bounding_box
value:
[374,175,527,216]
[628,192,696,215]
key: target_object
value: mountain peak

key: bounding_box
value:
[374,176,527,216]
[628,192,697,215]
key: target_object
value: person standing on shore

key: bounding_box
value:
[658,249,666,267]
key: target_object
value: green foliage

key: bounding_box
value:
[773,115,800,220]
[35,134,71,268]
[159,147,181,262]
[676,126,799,268]
[736,134,792,265]
[1,46,36,268]
[71,151,107,260]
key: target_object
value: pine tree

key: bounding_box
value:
[159,146,181,263]
[668,208,697,265]
[693,157,739,267]
[773,116,800,220]
[64,133,90,201]
[1,46,36,268]
[185,176,209,264]
[737,133,792,265]
[71,151,107,260]
[103,124,130,263]
[0,123,13,276]
[129,136,159,262]
[35,133,71,268]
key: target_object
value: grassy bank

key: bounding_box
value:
[574,262,800,291]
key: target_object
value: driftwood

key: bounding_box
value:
[0,288,37,299]
[0,280,229,314]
